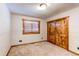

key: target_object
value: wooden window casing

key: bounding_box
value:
[23,19,40,34]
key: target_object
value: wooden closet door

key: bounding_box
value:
[47,21,56,44]
[55,18,68,50]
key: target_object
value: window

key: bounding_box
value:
[23,19,40,34]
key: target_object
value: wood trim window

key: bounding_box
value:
[23,19,40,34]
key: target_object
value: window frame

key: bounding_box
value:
[22,19,40,34]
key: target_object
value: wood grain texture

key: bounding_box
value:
[47,21,56,44]
[47,16,69,50]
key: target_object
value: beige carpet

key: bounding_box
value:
[8,41,76,56]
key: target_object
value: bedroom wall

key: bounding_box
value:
[47,7,79,54]
[0,4,11,55]
[11,14,47,45]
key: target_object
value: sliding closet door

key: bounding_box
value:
[47,17,68,50]
[47,21,56,44]
[55,18,68,50]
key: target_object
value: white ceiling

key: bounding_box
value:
[7,3,79,19]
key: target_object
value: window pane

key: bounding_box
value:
[23,20,40,34]
[32,22,39,32]
[24,21,32,32]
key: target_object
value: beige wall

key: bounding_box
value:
[11,14,47,45]
[47,7,79,54]
[0,4,11,55]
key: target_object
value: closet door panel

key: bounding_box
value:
[47,17,68,50]
[55,18,68,50]
[55,20,62,47]
[47,21,56,44]
[61,18,68,50]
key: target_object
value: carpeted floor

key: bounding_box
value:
[8,41,76,56]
